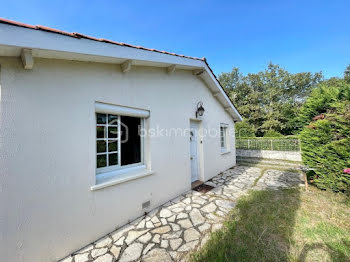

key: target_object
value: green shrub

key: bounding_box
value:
[297,80,350,128]
[263,130,283,137]
[300,84,350,193]
[235,120,256,137]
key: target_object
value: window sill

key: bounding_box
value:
[221,150,231,155]
[91,166,154,191]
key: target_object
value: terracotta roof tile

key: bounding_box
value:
[0,17,204,61]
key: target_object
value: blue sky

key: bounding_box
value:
[2,0,350,78]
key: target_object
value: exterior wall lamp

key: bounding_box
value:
[196,101,205,118]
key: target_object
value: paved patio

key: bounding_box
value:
[59,166,304,262]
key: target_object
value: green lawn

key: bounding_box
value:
[190,187,350,262]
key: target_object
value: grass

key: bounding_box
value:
[190,186,350,262]
[237,157,303,165]
[252,167,267,187]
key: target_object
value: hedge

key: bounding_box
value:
[299,83,350,193]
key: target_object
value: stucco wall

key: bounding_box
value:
[0,57,236,262]
[236,149,302,162]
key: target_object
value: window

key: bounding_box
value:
[92,102,152,189]
[96,113,143,174]
[220,124,229,152]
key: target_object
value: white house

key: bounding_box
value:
[0,18,242,262]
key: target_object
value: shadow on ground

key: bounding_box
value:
[298,240,350,262]
[190,169,350,262]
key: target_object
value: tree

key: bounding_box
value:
[299,82,350,192]
[344,64,350,83]
[235,120,256,137]
[219,63,323,136]
[297,78,350,127]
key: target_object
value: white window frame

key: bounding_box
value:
[96,114,121,174]
[95,102,149,180]
[220,123,229,153]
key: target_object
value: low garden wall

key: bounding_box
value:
[236,149,302,161]
[236,137,302,162]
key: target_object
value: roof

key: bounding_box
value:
[0,17,204,62]
[0,17,242,121]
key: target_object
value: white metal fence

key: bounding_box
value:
[236,138,300,152]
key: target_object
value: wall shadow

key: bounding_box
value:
[191,167,350,261]
[298,240,350,262]
[192,170,302,261]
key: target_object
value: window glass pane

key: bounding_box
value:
[109,153,118,166]
[96,126,106,139]
[221,126,226,148]
[97,154,107,168]
[97,140,106,153]
[121,116,141,166]
[96,113,107,124]
[108,127,118,138]
[108,114,118,125]
[96,112,143,170]
[108,140,118,152]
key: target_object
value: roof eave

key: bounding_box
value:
[0,21,242,121]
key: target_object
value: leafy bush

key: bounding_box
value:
[263,130,283,137]
[297,80,350,128]
[235,120,256,137]
[300,83,350,193]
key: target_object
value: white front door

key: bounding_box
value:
[190,121,199,182]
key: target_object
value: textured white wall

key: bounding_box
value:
[0,57,236,262]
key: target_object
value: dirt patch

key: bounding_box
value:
[193,184,215,193]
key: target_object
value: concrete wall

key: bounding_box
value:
[236,149,302,162]
[0,57,236,262]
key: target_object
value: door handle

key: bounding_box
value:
[190,157,193,160]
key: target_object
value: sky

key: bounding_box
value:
[1,0,350,78]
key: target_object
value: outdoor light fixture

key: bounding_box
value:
[196,101,205,118]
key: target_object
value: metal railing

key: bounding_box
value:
[236,138,300,152]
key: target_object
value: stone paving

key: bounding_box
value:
[254,169,305,190]
[59,165,304,262]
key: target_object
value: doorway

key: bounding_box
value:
[190,120,201,183]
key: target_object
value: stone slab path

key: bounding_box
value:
[59,165,304,262]
[254,169,305,190]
